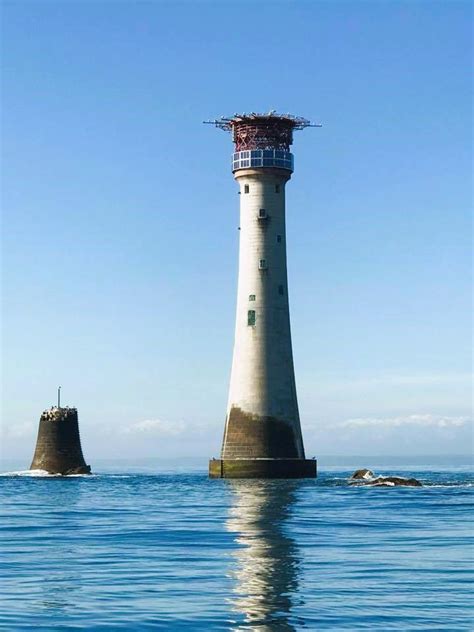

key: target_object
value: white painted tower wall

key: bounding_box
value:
[223,167,305,458]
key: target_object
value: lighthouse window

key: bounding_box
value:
[275,184,280,193]
[244,185,249,194]
[258,208,267,218]
[247,310,256,326]
[249,294,256,301]
[259,259,267,270]
[278,285,284,295]
[277,235,282,243]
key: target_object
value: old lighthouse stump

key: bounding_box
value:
[30,406,91,475]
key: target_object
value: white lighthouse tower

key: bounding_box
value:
[207,112,317,478]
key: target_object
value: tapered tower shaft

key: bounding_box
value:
[223,167,304,459]
[207,112,317,478]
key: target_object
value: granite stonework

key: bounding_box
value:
[30,407,91,475]
[209,458,317,479]
[222,407,301,459]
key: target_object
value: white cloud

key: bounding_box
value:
[339,414,471,429]
[3,421,38,439]
[360,373,472,387]
[311,372,473,390]
[121,419,186,436]
[2,422,36,439]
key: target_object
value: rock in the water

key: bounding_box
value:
[349,469,422,487]
[63,465,91,475]
[350,468,374,480]
[369,476,422,487]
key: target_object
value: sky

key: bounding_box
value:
[1,0,472,464]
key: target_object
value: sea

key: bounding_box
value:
[1,458,472,631]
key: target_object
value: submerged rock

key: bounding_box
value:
[349,469,422,487]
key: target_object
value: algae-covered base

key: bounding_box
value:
[209,458,317,479]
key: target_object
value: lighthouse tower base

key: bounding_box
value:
[30,407,91,475]
[209,458,316,479]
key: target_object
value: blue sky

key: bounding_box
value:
[2,0,472,463]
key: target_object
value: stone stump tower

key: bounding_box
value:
[30,406,91,475]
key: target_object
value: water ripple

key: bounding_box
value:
[0,470,472,630]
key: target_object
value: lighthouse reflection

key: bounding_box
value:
[226,480,303,630]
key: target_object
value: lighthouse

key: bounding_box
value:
[207,112,317,478]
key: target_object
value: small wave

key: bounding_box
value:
[423,482,474,488]
[0,469,95,478]
[0,469,58,477]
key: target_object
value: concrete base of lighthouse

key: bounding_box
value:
[30,407,91,475]
[209,458,317,479]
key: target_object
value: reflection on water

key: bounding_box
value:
[226,480,303,630]
[2,472,472,629]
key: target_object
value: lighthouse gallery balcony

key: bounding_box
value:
[232,150,294,172]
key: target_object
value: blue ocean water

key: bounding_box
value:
[1,466,472,631]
